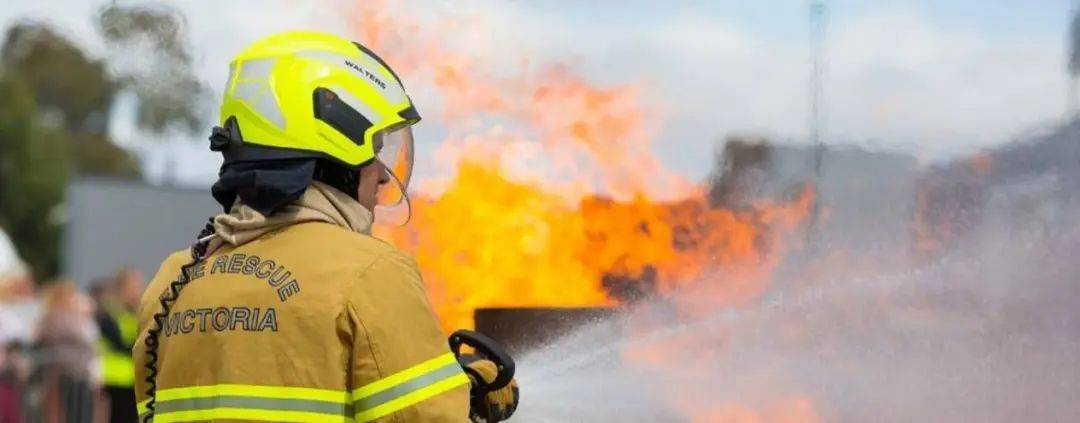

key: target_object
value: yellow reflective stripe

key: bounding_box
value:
[354,373,469,422]
[351,352,468,421]
[157,384,349,403]
[158,396,351,416]
[137,384,350,419]
[138,354,465,421]
[153,407,351,423]
[351,353,458,398]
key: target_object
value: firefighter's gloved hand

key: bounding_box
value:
[461,355,518,422]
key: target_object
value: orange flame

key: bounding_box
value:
[352,1,814,330]
[353,1,821,419]
[386,166,814,330]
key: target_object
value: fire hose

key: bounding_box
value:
[450,330,519,422]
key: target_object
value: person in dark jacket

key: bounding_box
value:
[91,271,141,423]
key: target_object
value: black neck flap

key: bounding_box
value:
[208,117,361,215]
[211,159,316,215]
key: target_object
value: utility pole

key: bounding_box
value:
[1068,0,1080,120]
[806,0,827,244]
[810,0,826,150]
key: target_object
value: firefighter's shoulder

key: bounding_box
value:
[281,221,431,319]
[282,222,426,295]
[137,249,193,321]
[284,220,404,264]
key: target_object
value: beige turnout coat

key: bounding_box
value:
[133,182,470,422]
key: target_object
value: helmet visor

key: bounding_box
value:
[373,125,414,224]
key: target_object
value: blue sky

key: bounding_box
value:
[3,0,1076,187]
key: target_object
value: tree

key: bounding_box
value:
[1,23,141,178]
[97,4,208,133]
[0,76,71,278]
[0,23,138,279]
[0,5,206,279]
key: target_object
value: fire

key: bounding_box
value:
[384,158,615,330]
[352,1,820,420]
[581,185,814,308]
[353,0,815,329]
[383,161,814,330]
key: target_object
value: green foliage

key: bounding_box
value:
[1,24,116,134]
[0,22,139,279]
[73,133,142,178]
[0,76,71,278]
[1,23,142,178]
[0,6,207,280]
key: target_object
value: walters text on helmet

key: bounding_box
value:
[345,60,387,90]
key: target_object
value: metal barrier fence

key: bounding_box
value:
[3,344,111,423]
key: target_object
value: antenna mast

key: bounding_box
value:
[807,0,827,243]
[1069,0,1080,120]
[810,0,826,149]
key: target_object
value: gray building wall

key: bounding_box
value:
[62,178,219,287]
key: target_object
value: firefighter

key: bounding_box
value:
[133,31,518,422]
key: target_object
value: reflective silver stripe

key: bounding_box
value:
[224,63,237,96]
[156,395,352,416]
[327,83,385,126]
[295,50,408,105]
[354,361,463,412]
[234,58,286,129]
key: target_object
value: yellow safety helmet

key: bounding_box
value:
[209,31,417,220]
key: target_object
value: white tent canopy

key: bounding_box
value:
[0,226,38,346]
[0,227,25,278]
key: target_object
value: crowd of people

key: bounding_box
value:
[0,262,142,423]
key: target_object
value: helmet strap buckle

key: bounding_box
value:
[209,116,243,152]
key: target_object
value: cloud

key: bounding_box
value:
[422,3,1067,180]
[580,7,1066,176]
[2,1,1070,184]
[825,8,1064,153]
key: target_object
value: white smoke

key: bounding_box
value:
[515,145,1080,422]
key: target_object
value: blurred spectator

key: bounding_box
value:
[0,342,30,423]
[1,285,40,352]
[91,269,142,423]
[1,230,144,422]
[0,264,147,422]
[0,237,35,423]
[31,282,105,422]
[0,260,41,349]
[115,269,143,314]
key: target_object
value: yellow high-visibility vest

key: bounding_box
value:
[99,308,137,388]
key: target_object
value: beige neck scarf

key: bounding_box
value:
[209,181,373,251]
